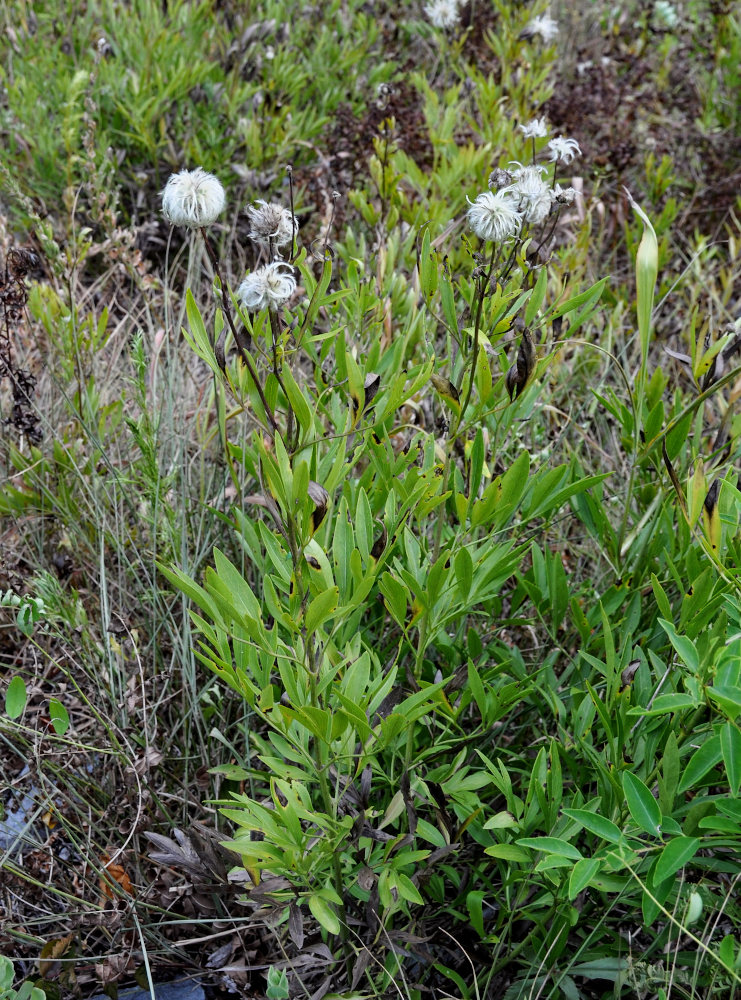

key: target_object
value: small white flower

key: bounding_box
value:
[424,0,460,30]
[161,167,225,228]
[509,163,553,225]
[237,262,297,312]
[547,135,581,164]
[467,190,523,243]
[522,12,559,43]
[519,117,549,139]
[246,200,298,249]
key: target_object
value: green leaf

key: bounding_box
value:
[378,573,408,627]
[678,735,723,794]
[418,225,438,298]
[563,808,623,844]
[280,364,313,436]
[49,698,70,736]
[546,277,608,322]
[484,843,531,862]
[717,934,737,972]
[5,675,27,718]
[394,871,424,905]
[654,837,700,883]
[307,893,340,936]
[623,771,662,836]
[626,193,658,384]
[658,619,699,673]
[524,266,548,325]
[569,957,629,979]
[304,586,339,636]
[628,693,699,717]
[720,723,741,795]
[466,890,486,938]
[516,837,583,860]
[568,858,601,899]
[454,547,473,600]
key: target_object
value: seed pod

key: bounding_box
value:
[307,480,329,533]
[505,328,536,401]
[702,478,721,554]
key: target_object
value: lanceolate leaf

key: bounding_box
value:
[654,837,700,884]
[623,771,662,837]
[720,722,741,795]
[563,809,623,844]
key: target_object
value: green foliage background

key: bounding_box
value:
[1,1,740,999]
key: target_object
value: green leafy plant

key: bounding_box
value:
[0,958,45,1000]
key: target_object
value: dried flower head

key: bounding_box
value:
[424,0,460,29]
[519,117,549,139]
[467,190,523,243]
[489,167,514,190]
[509,163,553,225]
[246,200,298,249]
[553,184,577,205]
[237,261,297,312]
[161,167,225,228]
[521,12,559,43]
[547,135,581,164]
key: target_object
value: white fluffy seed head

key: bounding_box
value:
[519,117,549,139]
[467,190,523,243]
[424,0,460,29]
[161,167,225,228]
[246,200,298,249]
[237,262,297,312]
[553,183,577,205]
[509,163,554,225]
[547,135,581,164]
[524,12,559,43]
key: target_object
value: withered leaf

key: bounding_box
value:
[430,373,461,407]
[620,659,641,690]
[288,900,305,949]
[370,522,387,560]
[307,480,330,533]
[704,478,720,516]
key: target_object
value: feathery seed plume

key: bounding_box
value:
[246,200,298,249]
[237,262,297,312]
[509,163,553,225]
[547,135,581,164]
[424,0,460,29]
[519,117,549,139]
[467,190,523,243]
[521,12,559,43]
[161,167,225,228]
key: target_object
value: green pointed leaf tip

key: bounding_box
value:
[625,188,658,364]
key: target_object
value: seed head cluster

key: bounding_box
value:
[468,123,581,242]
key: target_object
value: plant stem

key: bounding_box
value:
[200,230,278,434]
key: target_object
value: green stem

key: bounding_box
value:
[200,230,278,433]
